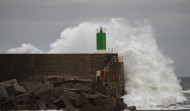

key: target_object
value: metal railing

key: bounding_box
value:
[103,56,118,71]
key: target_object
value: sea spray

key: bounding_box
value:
[50,18,186,108]
[7,18,186,108]
[7,43,43,53]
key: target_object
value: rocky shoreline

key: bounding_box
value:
[0,77,136,111]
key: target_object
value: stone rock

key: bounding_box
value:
[103,96,116,107]
[6,85,26,97]
[128,106,136,111]
[22,81,39,93]
[46,103,59,110]
[37,91,55,105]
[0,78,130,111]
[64,104,76,111]
[12,93,35,110]
[94,105,103,111]
[23,81,54,95]
[116,98,127,110]
[49,87,63,98]
[0,99,16,110]
[83,103,94,111]
[53,98,66,109]
[104,104,115,111]
[94,96,104,105]
[0,87,9,100]
[62,96,72,106]
[0,79,17,88]
[36,99,46,109]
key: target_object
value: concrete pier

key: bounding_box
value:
[0,54,124,96]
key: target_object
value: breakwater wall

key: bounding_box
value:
[0,54,124,81]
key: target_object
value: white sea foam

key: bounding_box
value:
[7,18,186,109]
[182,90,190,94]
[135,104,190,110]
[49,18,186,108]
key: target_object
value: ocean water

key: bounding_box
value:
[179,77,190,109]
[131,77,190,111]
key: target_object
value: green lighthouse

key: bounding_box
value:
[96,27,106,53]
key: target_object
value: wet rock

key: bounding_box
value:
[94,96,104,105]
[23,81,54,95]
[75,96,83,107]
[22,81,39,93]
[36,99,46,109]
[0,79,18,100]
[83,103,94,111]
[82,91,106,99]
[0,79,17,88]
[53,98,66,109]
[128,106,136,111]
[0,87,9,100]
[94,105,104,111]
[0,99,16,110]
[6,84,26,97]
[1,93,35,110]
[116,98,128,110]
[49,87,63,98]
[37,91,55,105]
[46,103,59,110]
[80,96,90,105]
[103,96,116,107]
[12,93,35,110]
[62,96,72,106]
[65,104,76,111]
[0,78,131,110]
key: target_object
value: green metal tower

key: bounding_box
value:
[96,27,106,53]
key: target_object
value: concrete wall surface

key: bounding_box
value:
[0,54,123,82]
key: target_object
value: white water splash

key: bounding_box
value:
[182,90,190,94]
[7,18,186,108]
[7,43,43,53]
[50,18,186,108]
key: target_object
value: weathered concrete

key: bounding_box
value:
[0,79,17,87]
[0,54,121,81]
[0,78,133,110]
[6,84,26,96]
[0,53,127,110]
[0,87,9,99]
[0,54,125,97]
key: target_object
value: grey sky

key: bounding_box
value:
[0,0,190,77]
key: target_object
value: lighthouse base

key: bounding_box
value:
[96,50,106,53]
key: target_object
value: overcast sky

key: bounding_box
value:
[0,0,190,77]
